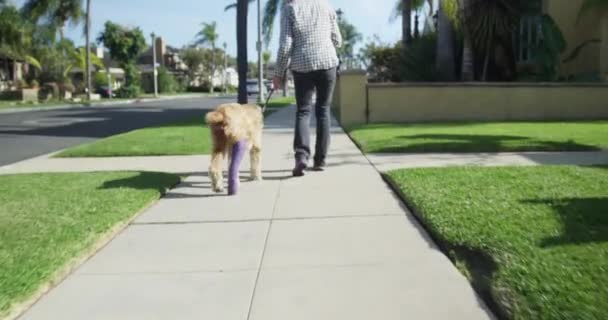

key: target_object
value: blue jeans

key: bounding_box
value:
[292,67,337,165]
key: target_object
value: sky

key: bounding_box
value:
[10,0,412,62]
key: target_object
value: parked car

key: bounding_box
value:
[96,86,115,98]
[246,79,259,96]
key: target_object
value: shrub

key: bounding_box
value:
[94,72,115,88]
[17,79,28,89]
[115,84,140,98]
[40,82,60,100]
[367,33,438,82]
[123,63,140,88]
[187,80,211,93]
[157,67,178,93]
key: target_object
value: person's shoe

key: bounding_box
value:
[292,162,307,177]
[312,160,326,171]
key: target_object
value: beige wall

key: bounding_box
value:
[335,70,367,126]
[545,0,602,76]
[368,83,608,123]
[333,72,608,124]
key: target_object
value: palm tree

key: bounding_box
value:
[22,0,84,41]
[462,0,520,80]
[63,46,103,77]
[195,22,219,48]
[236,0,248,103]
[402,0,412,49]
[436,0,456,80]
[1,4,41,86]
[336,14,363,69]
[460,0,474,81]
[195,21,219,93]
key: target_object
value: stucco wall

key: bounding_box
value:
[367,83,608,123]
[333,72,608,125]
[545,0,602,77]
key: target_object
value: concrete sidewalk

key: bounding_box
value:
[18,106,493,320]
[367,150,608,171]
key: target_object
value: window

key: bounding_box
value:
[516,0,543,63]
[517,15,542,63]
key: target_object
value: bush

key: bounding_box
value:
[94,72,115,89]
[40,82,60,100]
[61,78,75,94]
[187,80,211,93]
[17,79,28,89]
[30,80,39,89]
[115,85,141,98]
[123,63,140,87]
[367,33,438,82]
[157,67,178,93]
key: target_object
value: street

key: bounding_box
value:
[0,96,235,167]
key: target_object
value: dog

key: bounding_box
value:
[205,103,263,193]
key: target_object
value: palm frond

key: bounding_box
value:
[225,0,255,12]
[389,0,429,23]
[25,55,42,70]
[262,0,281,45]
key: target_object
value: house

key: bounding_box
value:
[211,67,239,88]
[0,56,26,91]
[518,0,608,80]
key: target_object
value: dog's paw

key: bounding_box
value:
[212,185,225,193]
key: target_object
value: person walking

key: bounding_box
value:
[272,0,342,177]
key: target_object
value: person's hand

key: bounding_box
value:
[273,76,284,90]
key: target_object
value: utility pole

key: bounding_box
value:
[256,0,264,103]
[107,68,112,99]
[85,0,92,101]
[223,42,228,94]
[151,32,158,97]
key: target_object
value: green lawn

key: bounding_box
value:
[0,172,179,317]
[349,121,608,153]
[56,97,295,157]
[262,96,296,116]
[387,166,608,320]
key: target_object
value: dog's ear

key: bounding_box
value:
[205,111,225,125]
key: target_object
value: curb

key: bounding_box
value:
[0,94,229,115]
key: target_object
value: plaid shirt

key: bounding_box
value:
[273,0,342,78]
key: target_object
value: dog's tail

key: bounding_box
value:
[205,110,225,125]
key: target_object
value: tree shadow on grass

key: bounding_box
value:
[522,197,608,247]
[99,172,179,194]
[373,134,600,153]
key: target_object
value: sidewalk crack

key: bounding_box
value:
[246,179,282,320]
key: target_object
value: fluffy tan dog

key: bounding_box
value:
[205,103,263,193]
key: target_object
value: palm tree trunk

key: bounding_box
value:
[436,2,456,81]
[460,0,474,81]
[237,0,248,104]
[85,0,92,100]
[402,0,412,50]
